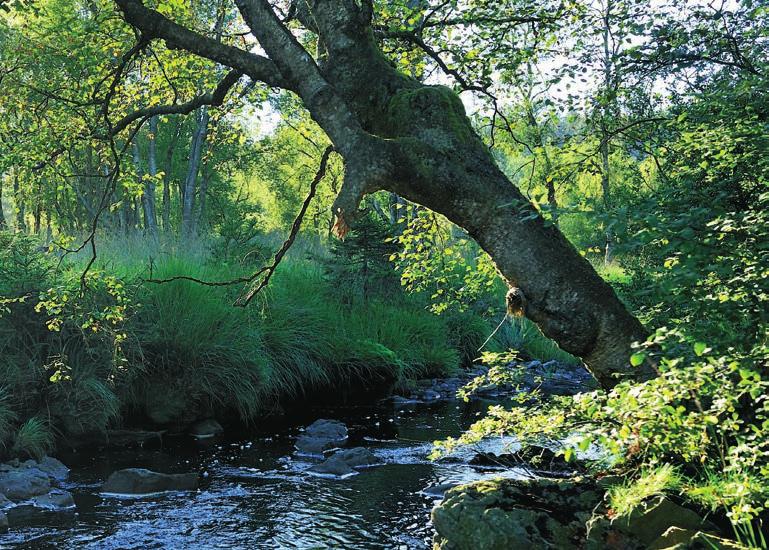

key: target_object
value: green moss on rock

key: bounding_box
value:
[431,477,603,550]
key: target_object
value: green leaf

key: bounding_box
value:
[630,352,646,367]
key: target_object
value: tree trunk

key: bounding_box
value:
[12,170,25,232]
[181,106,209,239]
[0,174,7,230]
[601,0,615,265]
[144,116,159,241]
[196,165,209,234]
[162,120,181,232]
[115,0,654,388]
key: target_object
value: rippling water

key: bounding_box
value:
[2,397,525,549]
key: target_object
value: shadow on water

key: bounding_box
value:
[2,397,526,549]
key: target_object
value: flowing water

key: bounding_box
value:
[2,397,527,549]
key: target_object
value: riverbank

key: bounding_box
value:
[0,233,576,460]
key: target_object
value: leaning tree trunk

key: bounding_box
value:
[115,0,655,388]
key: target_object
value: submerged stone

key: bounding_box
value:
[102,468,198,495]
[421,481,460,499]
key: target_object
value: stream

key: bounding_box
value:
[2,396,528,549]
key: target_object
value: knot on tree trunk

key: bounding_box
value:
[506,287,527,317]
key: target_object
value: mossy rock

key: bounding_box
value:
[431,477,602,550]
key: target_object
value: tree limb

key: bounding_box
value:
[114,0,289,89]
[109,69,243,135]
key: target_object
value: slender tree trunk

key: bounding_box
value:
[12,170,25,232]
[181,107,209,239]
[162,121,181,232]
[142,116,160,241]
[33,180,42,235]
[196,166,209,234]
[0,174,7,230]
[601,0,614,265]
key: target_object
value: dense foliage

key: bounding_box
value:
[0,0,767,546]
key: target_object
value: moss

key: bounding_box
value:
[385,85,474,143]
[432,477,603,550]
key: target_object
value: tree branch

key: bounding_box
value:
[109,70,243,135]
[114,0,289,89]
[144,146,335,306]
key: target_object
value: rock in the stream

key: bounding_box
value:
[0,511,7,532]
[295,419,348,457]
[102,468,198,495]
[305,419,348,440]
[421,481,461,499]
[34,456,70,482]
[308,457,357,478]
[189,419,224,439]
[0,467,52,501]
[422,389,441,401]
[30,489,76,510]
[308,447,382,478]
[0,492,12,508]
[432,477,603,549]
[331,447,382,468]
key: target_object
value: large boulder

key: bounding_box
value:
[102,468,198,495]
[432,477,602,549]
[0,468,52,501]
[34,457,70,482]
[587,496,716,548]
[295,419,348,457]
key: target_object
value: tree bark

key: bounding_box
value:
[162,119,181,232]
[12,170,25,232]
[114,0,654,388]
[143,116,160,241]
[181,107,209,239]
[0,174,7,230]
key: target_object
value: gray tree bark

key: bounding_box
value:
[181,106,209,239]
[143,116,160,240]
[114,0,655,388]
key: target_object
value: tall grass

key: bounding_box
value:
[0,232,577,454]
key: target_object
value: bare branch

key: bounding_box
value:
[109,70,243,135]
[144,146,336,307]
